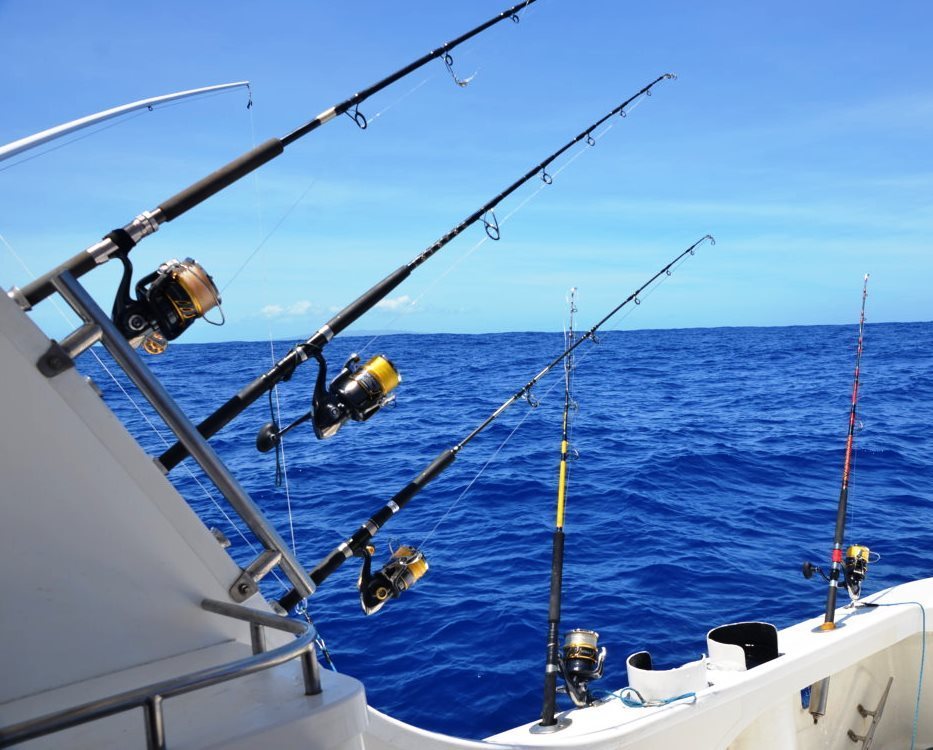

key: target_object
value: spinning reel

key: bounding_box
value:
[256,351,400,449]
[357,544,428,616]
[802,544,878,603]
[559,629,606,707]
[112,254,222,353]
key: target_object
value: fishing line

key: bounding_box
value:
[369,0,535,126]
[363,0,535,126]
[355,120,619,357]
[1,229,291,588]
[222,3,537,302]
[417,370,565,551]
[416,253,693,553]
[366,78,434,126]
[239,97,345,545]
[157,73,677,472]
[859,599,926,750]
[275,236,711,611]
[242,92,304,554]
[0,112,145,173]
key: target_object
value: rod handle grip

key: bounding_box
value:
[159,138,284,222]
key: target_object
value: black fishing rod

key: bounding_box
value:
[278,235,714,611]
[11,1,536,310]
[158,73,677,470]
[537,288,576,731]
[803,274,871,629]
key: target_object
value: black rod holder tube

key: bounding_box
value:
[540,529,565,726]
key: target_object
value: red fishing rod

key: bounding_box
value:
[803,274,871,630]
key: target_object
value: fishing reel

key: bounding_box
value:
[558,629,606,707]
[311,353,401,438]
[842,545,874,600]
[357,544,428,616]
[256,352,400,450]
[802,544,878,602]
[112,254,222,354]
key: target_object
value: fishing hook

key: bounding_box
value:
[443,52,474,88]
[246,84,253,110]
[345,104,368,130]
[482,209,501,240]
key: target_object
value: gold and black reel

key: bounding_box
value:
[559,629,606,707]
[255,352,401,452]
[357,544,428,616]
[844,544,877,601]
[313,353,400,438]
[112,256,223,353]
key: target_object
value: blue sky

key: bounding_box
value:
[1,1,931,342]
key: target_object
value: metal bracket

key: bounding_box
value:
[210,527,231,549]
[847,676,893,749]
[37,340,75,377]
[230,549,283,602]
[36,322,102,378]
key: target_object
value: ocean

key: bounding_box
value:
[80,321,933,739]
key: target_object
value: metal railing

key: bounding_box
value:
[45,270,315,604]
[0,599,322,749]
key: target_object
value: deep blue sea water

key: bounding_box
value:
[80,322,933,739]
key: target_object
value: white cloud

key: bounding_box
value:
[260,300,313,318]
[375,295,417,313]
[287,300,312,315]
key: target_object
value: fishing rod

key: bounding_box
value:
[539,288,578,727]
[158,72,677,470]
[277,235,715,612]
[9,0,537,311]
[533,288,597,731]
[802,274,873,628]
[801,274,871,725]
[0,82,251,164]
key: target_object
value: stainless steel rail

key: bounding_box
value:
[48,271,315,603]
[0,599,322,749]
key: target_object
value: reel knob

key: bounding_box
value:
[256,423,281,453]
